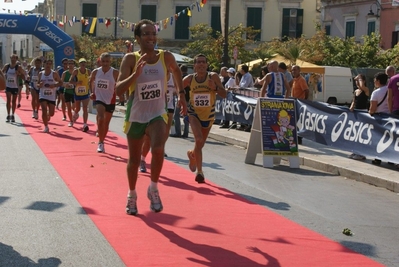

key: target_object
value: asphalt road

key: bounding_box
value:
[1,101,398,266]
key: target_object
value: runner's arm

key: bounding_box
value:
[52,72,62,88]
[116,53,137,97]
[69,69,78,85]
[89,69,98,95]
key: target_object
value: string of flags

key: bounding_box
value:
[2,0,208,35]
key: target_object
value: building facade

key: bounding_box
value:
[46,0,320,42]
[380,0,399,48]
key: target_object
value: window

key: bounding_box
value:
[141,5,156,22]
[247,7,262,41]
[345,21,355,38]
[82,3,97,36]
[282,8,303,40]
[367,21,376,36]
[211,6,221,38]
[392,31,399,48]
[175,6,190,40]
[325,25,331,36]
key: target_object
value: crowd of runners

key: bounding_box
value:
[0,19,228,216]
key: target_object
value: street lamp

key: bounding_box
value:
[221,0,230,67]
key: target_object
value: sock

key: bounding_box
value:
[150,181,158,191]
[128,190,137,198]
[141,155,146,161]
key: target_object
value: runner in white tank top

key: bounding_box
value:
[37,59,62,133]
[89,52,119,153]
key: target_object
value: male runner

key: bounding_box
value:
[90,52,119,153]
[69,58,91,132]
[61,59,76,127]
[116,19,187,215]
[184,54,227,183]
[29,57,43,119]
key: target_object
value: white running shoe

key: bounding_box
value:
[97,142,105,153]
[43,126,49,133]
[32,111,35,118]
[72,112,79,122]
[68,122,73,127]
[147,186,163,213]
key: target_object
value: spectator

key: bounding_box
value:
[254,65,269,89]
[239,65,254,88]
[171,64,190,138]
[348,74,369,160]
[291,65,309,145]
[220,67,237,129]
[260,61,291,98]
[278,62,293,87]
[369,73,389,165]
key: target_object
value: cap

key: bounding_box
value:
[78,58,87,63]
[227,67,236,73]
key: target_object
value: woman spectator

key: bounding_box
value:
[254,65,269,89]
[349,74,370,160]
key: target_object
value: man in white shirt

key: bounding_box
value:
[369,72,389,115]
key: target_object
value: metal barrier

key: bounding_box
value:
[233,87,261,98]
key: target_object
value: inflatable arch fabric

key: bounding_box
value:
[0,14,75,67]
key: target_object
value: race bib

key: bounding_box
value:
[44,89,53,96]
[138,80,162,101]
[274,74,283,96]
[75,85,88,96]
[32,76,38,83]
[7,77,16,84]
[193,93,211,107]
[96,79,109,90]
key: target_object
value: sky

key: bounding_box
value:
[0,0,43,14]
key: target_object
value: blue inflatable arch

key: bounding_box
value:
[0,14,75,67]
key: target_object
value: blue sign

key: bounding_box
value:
[0,14,74,67]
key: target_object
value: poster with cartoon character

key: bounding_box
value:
[259,98,298,156]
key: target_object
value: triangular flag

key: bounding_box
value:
[98,18,104,23]
[58,21,64,27]
[187,8,192,17]
[72,16,76,22]
[170,16,173,25]
[89,17,97,34]
[68,20,73,27]
[196,2,201,12]
[105,19,111,28]
[201,0,207,4]
[64,15,67,23]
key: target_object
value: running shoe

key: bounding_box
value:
[195,172,205,184]
[187,150,196,172]
[96,130,99,137]
[147,186,163,213]
[62,116,66,121]
[10,115,15,123]
[43,126,49,133]
[72,112,79,122]
[32,111,35,118]
[139,160,147,173]
[6,115,10,123]
[352,154,366,160]
[97,142,105,153]
[83,124,89,132]
[68,122,73,127]
[348,153,355,159]
[34,111,38,120]
[126,195,138,216]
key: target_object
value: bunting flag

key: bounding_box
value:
[1,0,206,35]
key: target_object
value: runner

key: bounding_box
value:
[184,54,227,183]
[116,19,187,215]
[2,54,26,123]
[28,57,43,119]
[139,72,176,173]
[89,52,119,153]
[69,58,91,132]
[56,58,68,120]
[61,59,76,127]
[37,59,62,133]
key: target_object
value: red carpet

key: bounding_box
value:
[7,93,383,266]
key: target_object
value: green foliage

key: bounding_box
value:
[181,23,260,69]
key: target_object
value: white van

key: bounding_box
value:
[319,66,354,106]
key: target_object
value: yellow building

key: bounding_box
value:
[46,0,321,42]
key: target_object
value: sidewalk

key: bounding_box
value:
[115,105,399,193]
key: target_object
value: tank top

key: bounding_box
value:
[75,68,90,96]
[267,72,285,98]
[354,90,369,110]
[5,66,18,88]
[166,73,175,110]
[39,71,57,101]
[30,67,41,89]
[126,50,168,123]
[94,67,116,105]
[188,73,217,121]
[63,70,74,95]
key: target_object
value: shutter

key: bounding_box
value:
[141,5,157,22]
[296,9,303,38]
[82,4,97,36]
[392,31,399,48]
[281,8,290,40]
[211,6,221,38]
[175,6,190,39]
[247,7,262,41]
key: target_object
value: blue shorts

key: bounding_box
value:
[188,114,214,129]
[75,94,89,101]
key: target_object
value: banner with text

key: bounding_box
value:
[296,99,399,164]
[215,92,257,125]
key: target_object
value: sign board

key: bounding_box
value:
[245,98,300,168]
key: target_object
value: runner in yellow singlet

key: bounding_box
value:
[184,54,227,183]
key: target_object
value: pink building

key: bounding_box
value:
[380,0,399,48]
